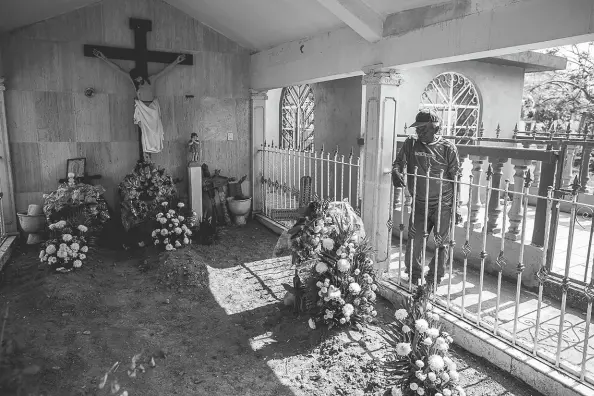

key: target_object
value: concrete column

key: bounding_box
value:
[579,145,592,194]
[487,157,507,234]
[505,159,530,241]
[465,155,486,230]
[0,78,17,234]
[250,89,268,215]
[360,68,403,272]
[562,145,576,188]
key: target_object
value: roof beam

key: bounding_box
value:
[315,0,384,42]
[251,0,594,90]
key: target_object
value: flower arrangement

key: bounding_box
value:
[119,161,178,231]
[43,173,110,234]
[39,220,89,273]
[383,287,465,396]
[151,201,196,251]
[289,199,378,329]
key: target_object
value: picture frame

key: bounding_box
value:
[66,158,86,179]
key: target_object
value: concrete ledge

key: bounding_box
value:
[378,279,594,396]
[0,235,18,272]
[255,214,287,235]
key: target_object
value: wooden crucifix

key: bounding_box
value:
[84,18,194,163]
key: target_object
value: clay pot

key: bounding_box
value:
[227,197,252,226]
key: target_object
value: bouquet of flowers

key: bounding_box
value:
[39,220,89,273]
[383,287,465,396]
[43,173,110,234]
[119,161,178,231]
[289,199,378,329]
[151,201,196,251]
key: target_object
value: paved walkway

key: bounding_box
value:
[388,241,594,385]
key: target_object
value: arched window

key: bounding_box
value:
[280,84,315,150]
[419,72,481,144]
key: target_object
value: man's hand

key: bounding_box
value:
[391,168,406,188]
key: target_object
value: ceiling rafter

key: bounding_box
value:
[315,0,384,43]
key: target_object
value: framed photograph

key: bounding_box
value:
[66,158,86,179]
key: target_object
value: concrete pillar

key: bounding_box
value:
[465,155,486,230]
[250,89,268,215]
[562,145,576,188]
[579,145,592,194]
[505,159,530,241]
[487,157,507,234]
[360,68,403,272]
[0,78,17,234]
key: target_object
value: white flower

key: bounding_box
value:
[81,246,88,253]
[423,337,433,346]
[39,250,46,259]
[316,281,323,288]
[415,371,426,381]
[313,226,322,233]
[322,238,334,250]
[415,319,429,333]
[154,240,160,245]
[168,209,175,215]
[161,201,168,207]
[174,227,183,235]
[391,386,400,396]
[427,372,436,382]
[46,244,56,254]
[342,304,354,317]
[156,213,163,218]
[447,361,457,372]
[441,372,450,382]
[354,269,360,275]
[435,394,443,396]
[68,172,75,178]
[410,383,418,391]
[371,284,378,291]
[348,283,361,295]
[449,371,460,382]
[62,234,73,242]
[178,216,185,221]
[177,202,185,208]
[79,253,86,260]
[427,328,440,338]
[183,238,189,244]
[159,217,167,224]
[77,225,88,233]
[327,285,341,300]
[57,250,67,259]
[432,313,440,322]
[161,229,169,236]
[315,262,328,273]
[402,325,411,333]
[151,230,157,238]
[428,355,445,371]
[447,336,453,343]
[73,260,82,268]
[324,278,330,286]
[443,391,451,396]
[396,343,412,356]
[308,318,316,329]
[175,241,181,248]
[166,213,171,219]
[339,318,346,324]
[71,243,80,252]
[417,389,425,396]
[336,258,350,272]
[165,244,173,251]
[48,256,57,264]
[435,338,448,351]
[395,309,408,320]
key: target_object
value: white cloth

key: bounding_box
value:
[134,99,164,153]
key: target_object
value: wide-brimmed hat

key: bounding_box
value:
[410,109,441,128]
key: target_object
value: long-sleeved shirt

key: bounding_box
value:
[392,136,461,208]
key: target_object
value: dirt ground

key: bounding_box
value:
[0,221,543,396]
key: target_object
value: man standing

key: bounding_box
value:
[392,109,461,287]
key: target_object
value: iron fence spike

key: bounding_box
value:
[486,164,493,180]
[496,124,501,138]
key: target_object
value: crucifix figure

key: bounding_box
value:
[84,18,194,162]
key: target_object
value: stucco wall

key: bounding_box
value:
[1,0,250,213]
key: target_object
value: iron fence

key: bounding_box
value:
[388,167,594,386]
[258,143,360,225]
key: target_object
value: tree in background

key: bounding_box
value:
[524,42,594,130]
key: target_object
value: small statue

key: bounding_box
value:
[188,133,201,163]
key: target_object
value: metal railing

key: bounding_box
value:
[258,143,360,224]
[389,167,594,386]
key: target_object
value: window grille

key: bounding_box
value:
[280,85,315,150]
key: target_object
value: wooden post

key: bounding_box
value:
[361,68,403,271]
[487,157,507,234]
[0,78,17,234]
[505,159,530,241]
[251,90,268,216]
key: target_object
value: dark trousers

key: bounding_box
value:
[405,203,453,285]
